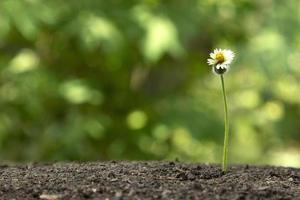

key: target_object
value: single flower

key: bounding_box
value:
[207,49,234,74]
[207,48,235,172]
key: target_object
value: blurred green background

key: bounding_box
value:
[0,0,300,167]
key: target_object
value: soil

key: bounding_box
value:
[0,161,299,200]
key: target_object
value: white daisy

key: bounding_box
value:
[207,48,235,74]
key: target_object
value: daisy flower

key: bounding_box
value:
[207,48,235,172]
[207,49,234,75]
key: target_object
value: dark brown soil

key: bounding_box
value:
[0,161,299,200]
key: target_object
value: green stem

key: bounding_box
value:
[220,74,229,172]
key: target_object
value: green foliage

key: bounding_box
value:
[0,0,300,166]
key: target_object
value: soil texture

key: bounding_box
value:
[0,161,299,199]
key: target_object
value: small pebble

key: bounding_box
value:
[39,194,61,200]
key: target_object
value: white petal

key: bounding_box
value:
[207,59,216,65]
[220,65,225,69]
[210,53,216,59]
[223,50,234,64]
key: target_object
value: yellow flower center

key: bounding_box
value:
[215,52,225,64]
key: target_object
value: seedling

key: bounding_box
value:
[207,48,235,172]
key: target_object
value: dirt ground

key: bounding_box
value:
[0,161,299,200]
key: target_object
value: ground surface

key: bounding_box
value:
[0,161,300,200]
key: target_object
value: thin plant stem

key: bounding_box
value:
[220,74,229,172]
